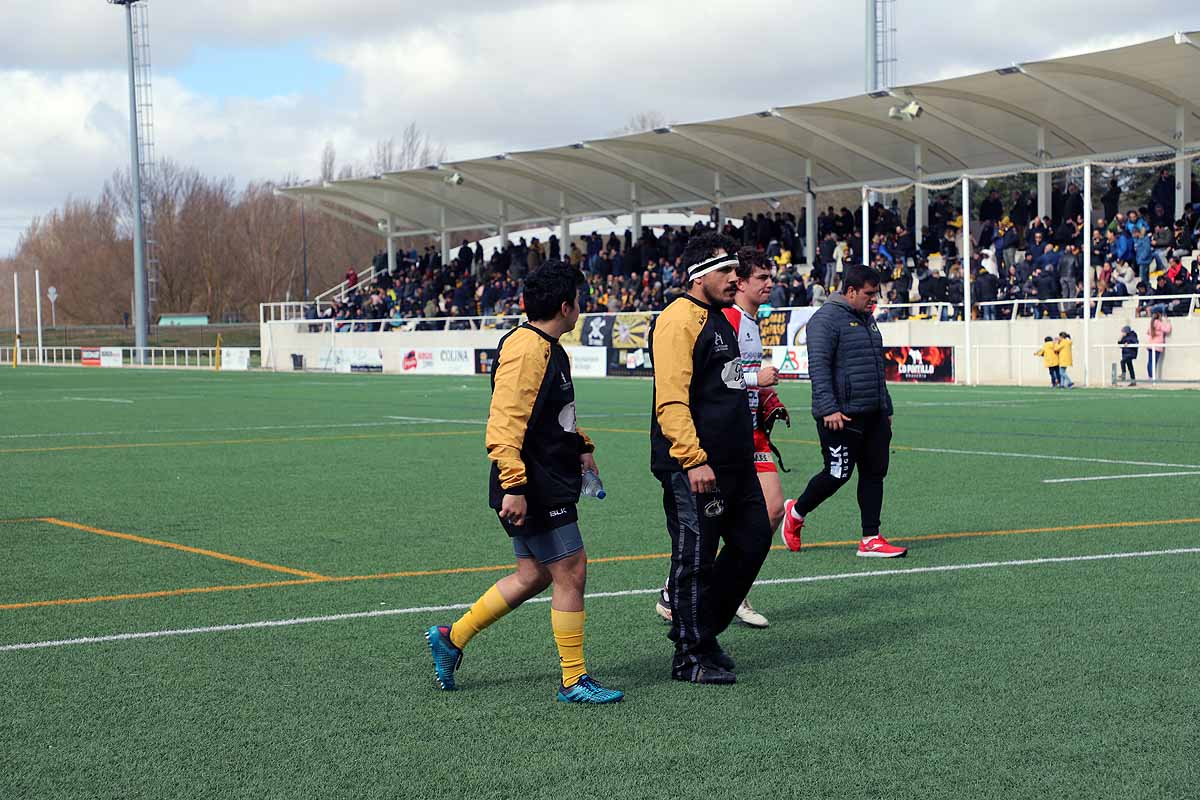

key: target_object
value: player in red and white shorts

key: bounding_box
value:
[655,248,786,629]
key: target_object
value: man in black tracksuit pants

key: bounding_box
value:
[779,264,908,558]
[650,232,773,685]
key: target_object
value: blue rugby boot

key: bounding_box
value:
[556,674,624,704]
[424,625,463,690]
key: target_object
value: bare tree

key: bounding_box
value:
[319,141,337,182]
[614,111,670,135]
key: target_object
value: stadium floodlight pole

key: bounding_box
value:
[110,0,148,365]
[865,0,877,92]
[1083,162,1092,387]
[961,175,974,386]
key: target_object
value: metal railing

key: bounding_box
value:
[264,315,524,334]
[872,301,956,321]
[975,293,1200,319]
[314,264,380,304]
[1,346,261,369]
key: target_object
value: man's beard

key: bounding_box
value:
[704,285,735,308]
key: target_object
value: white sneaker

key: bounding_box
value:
[734,598,769,628]
[654,588,672,623]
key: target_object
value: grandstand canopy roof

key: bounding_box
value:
[280,31,1200,239]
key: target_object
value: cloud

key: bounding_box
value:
[2,0,1198,254]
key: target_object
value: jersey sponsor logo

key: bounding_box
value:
[720,358,746,390]
[558,401,578,433]
[713,331,728,352]
[559,371,572,391]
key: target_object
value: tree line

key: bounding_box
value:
[0,127,445,329]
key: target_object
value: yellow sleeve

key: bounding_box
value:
[653,308,707,470]
[578,428,595,454]
[486,330,550,494]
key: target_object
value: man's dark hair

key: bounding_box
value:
[681,231,739,272]
[735,246,771,279]
[843,264,882,291]
[522,259,583,321]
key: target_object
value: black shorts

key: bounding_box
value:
[496,502,578,538]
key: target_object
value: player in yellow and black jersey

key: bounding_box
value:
[649,232,773,685]
[425,260,623,704]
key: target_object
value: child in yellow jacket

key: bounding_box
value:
[1035,336,1060,387]
[1053,332,1075,389]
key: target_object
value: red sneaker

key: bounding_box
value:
[780,499,803,552]
[857,535,907,558]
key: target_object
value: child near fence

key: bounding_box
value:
[1035,336,1060,387]
[1118,326,1138,385]
[1053,333,1075,389]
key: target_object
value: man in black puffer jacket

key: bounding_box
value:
[779,264,908,558]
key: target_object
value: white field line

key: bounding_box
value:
[898,395,1154,408]
[59,396,134,404]
[1043,471,1200,484]
[385,416,486,425]
[3,547,1197,654]
[905,445,1200,471]
[0,414,645,441]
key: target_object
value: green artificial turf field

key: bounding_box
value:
[1,367,1197,799]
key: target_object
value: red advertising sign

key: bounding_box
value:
[883,346,954,383]
[81,347,101,367]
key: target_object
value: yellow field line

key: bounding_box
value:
[0,429,477,456]
[39,517,330,579]
[3,516,1197,612]
[0,578,326,611]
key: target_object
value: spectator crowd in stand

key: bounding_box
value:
[311,167,1200,330]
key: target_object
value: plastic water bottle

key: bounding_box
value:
[581,469,606,500]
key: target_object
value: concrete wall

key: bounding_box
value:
[262,314,1200,385]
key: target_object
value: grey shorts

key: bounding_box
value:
[512,522,584,565]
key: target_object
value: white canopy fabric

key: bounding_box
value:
[281,31,1200,238]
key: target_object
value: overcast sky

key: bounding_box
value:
[2,1,1195,254]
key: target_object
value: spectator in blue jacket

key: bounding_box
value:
[1132,228,1154,284]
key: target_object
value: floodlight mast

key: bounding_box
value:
[108,0,148,364]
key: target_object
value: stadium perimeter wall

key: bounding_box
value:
[261,316,1200,385]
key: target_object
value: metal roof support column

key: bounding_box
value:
[1177,107,1192,215]
[386,216,397,275]
[861,185,870,266]
[558,193,570,257]
[439,207,450,266]
[914,144,927,251]
[804,159,816,268]
[1036,128,1050,221]
[631,183,643,243]
[961,176,974,386]
[714,173,725,227]
[1083,163,1093,387]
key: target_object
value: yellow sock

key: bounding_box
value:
[449,584,512,649]
[551,609,587,688]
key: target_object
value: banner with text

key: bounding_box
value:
[883,346,955,383]
[606,346,654,377]
[564,346,607,378]
[768,345,809,379]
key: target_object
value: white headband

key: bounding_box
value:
[687,254,739,281]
